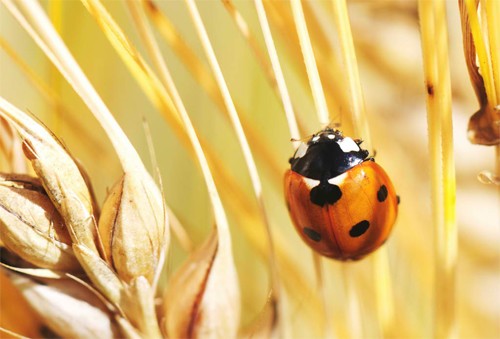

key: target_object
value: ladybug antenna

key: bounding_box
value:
[290,135,310,143]
[290,136,305,142]
[326,116,341,130]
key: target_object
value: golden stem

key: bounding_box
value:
[419,1,457,338]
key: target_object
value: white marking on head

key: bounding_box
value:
[312,135,320,142]
[327,134,335,139]
[338,137,360,153]
[294,142,309,159]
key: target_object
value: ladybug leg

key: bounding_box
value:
[397,195,401,204]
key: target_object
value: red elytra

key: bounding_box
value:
[284,128,398,260]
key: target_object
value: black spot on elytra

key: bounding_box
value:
[310,181,342,206]
[303,227,321,242]
[349,220,370,237]
[377,185,388,202]
[397,195,401,204]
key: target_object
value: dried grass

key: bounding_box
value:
[0,0,498,338]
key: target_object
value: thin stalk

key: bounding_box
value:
[0,37,104,156]
[123,0,231,246]
[341,264,362,339]
[143,0,285,183]
[220,1,276,91]
[372,249,394,336]
[290,0,329,126]
[48,0,63,131]
[254,0,301,148]
[330,0,370,144]
[72,0,320,317]
[313,253,334,339]
[485,0,499,102]
[419,1,457,338]
[223,0,300,147]
[184,0,282,331]
[265,1,347,121]
[331,1,395,336]
[5,0,143,173]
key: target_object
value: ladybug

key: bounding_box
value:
[284,127,399,260]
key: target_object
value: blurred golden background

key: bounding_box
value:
[1,0,498,338]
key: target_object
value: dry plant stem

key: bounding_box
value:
[220,1,275,90]
[341,264,362,339]
[47,0,62,33]
[485,0,500,102]
[13,5,170,280]
[419,1,457,338]
[372,250,394,335]
[184,0,268,224]
[125,0,230,248]
[166,205,193,253]
[331,1,395,335]
[77,0,312,320]
[185,1,281,334]
[47,0,63,132]
[223,0,300,148]
[118,10,241,337]
[265,1,346,126]
[330,0,370,146]
[254,0,301,148]
[290,0,330,126]
[0,38,104,155]
[185,0,281,310]
[8,0,141,171]
[4,3,166,335]
[9,0,168,273]
[143,0,285,183]
[312,253,334,339]
[288,2,339,332]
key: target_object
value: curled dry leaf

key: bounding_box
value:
[0,99,100,254]
[467,105,500,145]
[7,271,120,339]
[98,173,166,283]
[163,230,240,339]
[458,0,500,145]
[0,173,80,271]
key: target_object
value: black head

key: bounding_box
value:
[289,128,369,180]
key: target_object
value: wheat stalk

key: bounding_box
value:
[1,1,499,338]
